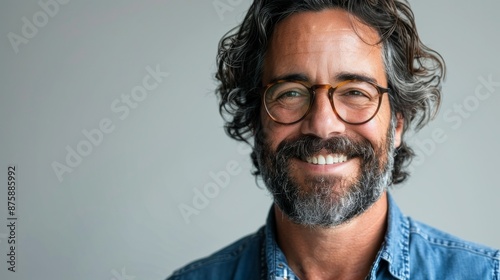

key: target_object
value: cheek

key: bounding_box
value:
[356,102,393,148]
[361,104,389,134]
[376,97,393,129]
[356,122,384,148]
[260,109,279,150]
[260,109,299,151]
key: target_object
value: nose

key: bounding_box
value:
[300,87,346,138]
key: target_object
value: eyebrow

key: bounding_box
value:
[267,73,309,84]
[266,72,379,85]
[334,72,378,84]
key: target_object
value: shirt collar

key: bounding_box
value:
[375,192,410,279]
[264,207,297,279]
[263,192,411,280]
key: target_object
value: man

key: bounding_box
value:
[169,0,499,279]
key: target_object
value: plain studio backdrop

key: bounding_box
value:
[0,0,499,279]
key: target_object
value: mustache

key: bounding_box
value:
[275,135,376,161]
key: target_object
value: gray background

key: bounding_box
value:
[0,0,498,279]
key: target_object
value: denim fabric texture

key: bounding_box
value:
[168,193,500,279]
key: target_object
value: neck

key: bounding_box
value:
[274,192,388,280]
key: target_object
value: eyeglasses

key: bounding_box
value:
[262,79,389,125]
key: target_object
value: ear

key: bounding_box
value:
[394,113,404,148]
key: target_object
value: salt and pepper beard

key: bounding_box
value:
[255,117,396,227]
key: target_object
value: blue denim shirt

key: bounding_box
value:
[168,194,499,279]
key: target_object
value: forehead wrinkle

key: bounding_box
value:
[265,37,382,82]
[263,9,384,84]
[273,9,381,46]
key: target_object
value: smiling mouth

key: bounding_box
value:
[305,154,348,165]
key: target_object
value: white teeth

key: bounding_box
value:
[306,154,348,165]
[326,155,334,164]
[317,155,326,164]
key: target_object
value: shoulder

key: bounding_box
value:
[167,226,265,280]
[407,217,500,279]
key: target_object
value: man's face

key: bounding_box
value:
[257,9,403,227]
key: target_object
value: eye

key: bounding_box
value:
[340,89,370,98]
[266,82,310,103]
[335,80,378,101]
[277,90,305,99]
[266,82,310,111]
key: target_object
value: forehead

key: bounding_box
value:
[262,9,385,85]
